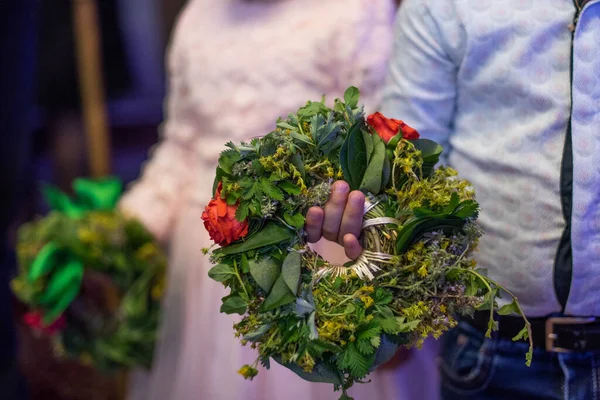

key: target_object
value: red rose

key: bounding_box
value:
[202,182,249,246]
[23,311,66,335]
[366,112,420,142]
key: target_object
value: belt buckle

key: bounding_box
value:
[545,316,596,353]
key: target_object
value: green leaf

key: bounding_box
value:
[243,323,273,342]
[242,181,260,200]
[217,223,294,255]
[370,335,381,348]
[411,139,443,177]
[240,254,250,273]
[43,283,81,324]
[477,288,498,311]
[382,151,391,189]
[260,178,284,201]
[296,296,315,316]
[498,299,521,316]
[290,153,305,178]
[308,339,342,357]
[208,264,236,283]
[282,251,302,295]
[235,202,250,222]
[337,342,374,379]
[248,257,281,293]
[276,121,298,131]
[362,130,374,164]
[344,86,360,109]
[395,216,466,254]
[279,180,302,195]
[220,295,247,315]
[357,322,382,340]
[359,140,386,194]
[513,325,529,342]
[396,317,421,333]
[339,120,368,190]
[372,288,393,305]
[260,274,296,312]
[283,212,305,230]
[356,338,376,355]
[453,200,480,219]
[411,139,443,164]
[28,242,62,282]
[290,131,314,146]
[218,149,242,174]
[443,193,461,214]
[297,101,329,119]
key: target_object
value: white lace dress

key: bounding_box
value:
[121,0,438,399]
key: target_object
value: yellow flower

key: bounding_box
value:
[360,295,374,309]
[151,276,165,300]
[439,304,447,313]
[77,228,99,243]
[275,146,286,158]
[299,353,316,373]
[136,242,159,261]
[417,264,428,278]
[237,365,259,380]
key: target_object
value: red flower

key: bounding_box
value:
[366,112,420,142]
[202,182,249,246]
[23,311,66,335]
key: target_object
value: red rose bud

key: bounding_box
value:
[202,182,249,246]
[366,112,420,143]
[23,311,67,335]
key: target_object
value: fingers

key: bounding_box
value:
[343,233,362,260]
[339,190,364,243]
[306,207,324,243]
[322,181,350,242]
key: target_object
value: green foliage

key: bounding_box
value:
[221,295,248,315]
[249,257,280,293]
[202,87,532,394]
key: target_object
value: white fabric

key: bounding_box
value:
[122,0,441,399]
[381,0,600,317]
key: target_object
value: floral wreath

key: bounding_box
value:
[12,178,166,371]
[203,87,532,399]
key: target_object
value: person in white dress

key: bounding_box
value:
[121,0,440,399]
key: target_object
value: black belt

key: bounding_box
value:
[468,311,600,353]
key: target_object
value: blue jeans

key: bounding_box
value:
[440,321,600,400]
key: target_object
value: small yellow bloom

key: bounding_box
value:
[237,365,259,380]
[299,353,316,373]
[360,295,374,309]
[417,265,428,278]
[439,304,447,313]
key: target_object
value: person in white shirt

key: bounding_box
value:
[306,0,600,398]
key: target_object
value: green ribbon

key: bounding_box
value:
[42,177,123,219]
[29,177,123,324]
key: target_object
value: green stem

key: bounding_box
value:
[319,297,354,317]
[233,259,250,301]
[467,269,533,364]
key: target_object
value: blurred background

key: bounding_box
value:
[2,0,185,399]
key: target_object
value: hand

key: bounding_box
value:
[305,181,365,260]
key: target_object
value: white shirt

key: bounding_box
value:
[381,0,600,317]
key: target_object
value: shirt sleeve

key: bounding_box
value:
[119,26,200,242]
[379,0,465,165]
